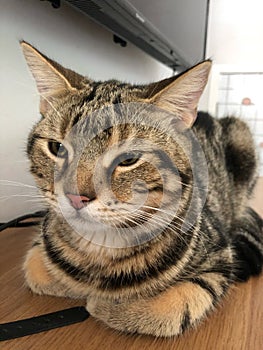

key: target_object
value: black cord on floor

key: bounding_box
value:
[0,211,47,232]
[0,209,90,342]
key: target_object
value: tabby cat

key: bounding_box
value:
[21,41,263,337]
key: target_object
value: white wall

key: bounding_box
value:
[0,0,172,221]
[207,0,263,65]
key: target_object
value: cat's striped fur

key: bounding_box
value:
[22,42,263,337]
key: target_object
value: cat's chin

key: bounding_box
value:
[56,209,166,249]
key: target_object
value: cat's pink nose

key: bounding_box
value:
[66,193,90,210]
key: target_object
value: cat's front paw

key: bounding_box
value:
[86,279,221,337]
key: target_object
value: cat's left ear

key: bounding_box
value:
[147,61,212,128]
[21,41,88,114]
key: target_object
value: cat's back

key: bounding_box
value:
[193,111,219,139]
[193,112,257,219]
[193,112,257,186]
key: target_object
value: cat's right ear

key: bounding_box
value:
[145,61,211,128]
[20,41,87,114]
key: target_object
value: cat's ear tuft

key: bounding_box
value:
[148,61,212,128]
[20,41,86,114]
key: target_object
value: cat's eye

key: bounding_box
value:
[119,158,139,166]
[117,153,141,167]
[48,141,68,159]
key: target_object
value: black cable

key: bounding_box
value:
[0,307,89,341]
[0,211,90,341]
[0,210,47,232]
[0,221,40,228]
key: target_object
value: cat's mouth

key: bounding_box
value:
[59,190,163,225]
[67,201,154,228]
[54,175,175,247]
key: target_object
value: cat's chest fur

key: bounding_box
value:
[40,210,201,300]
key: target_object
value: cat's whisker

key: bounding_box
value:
[124,208,179,237]
[140,205,199,232]
[130,211,203,275]
[141,205,175,217]
[173,213,215,262]
[136,211,190,243]
[13,159,30,164]
[172,178,208,192]
[135,208,213,261]
[97,214,128,246]
[100,205,222,256]
[0,180,38,189]
[98,212,139,246]
[112,205,174,230]
[24,198,46,203]
[131,211,188,247]
[0,194,42,200]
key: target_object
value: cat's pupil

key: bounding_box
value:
[48,141,68,158]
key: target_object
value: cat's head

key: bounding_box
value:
[21,41,210,248]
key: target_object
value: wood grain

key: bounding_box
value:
[0,178,262,349]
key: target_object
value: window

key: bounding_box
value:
[216,72,263,175]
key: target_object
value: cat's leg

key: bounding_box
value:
[24,242,67,297]
[231,207,263,281]
[24,239,83,298]
[86,272,229,337]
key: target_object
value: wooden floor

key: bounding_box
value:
[0,178,262,349]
